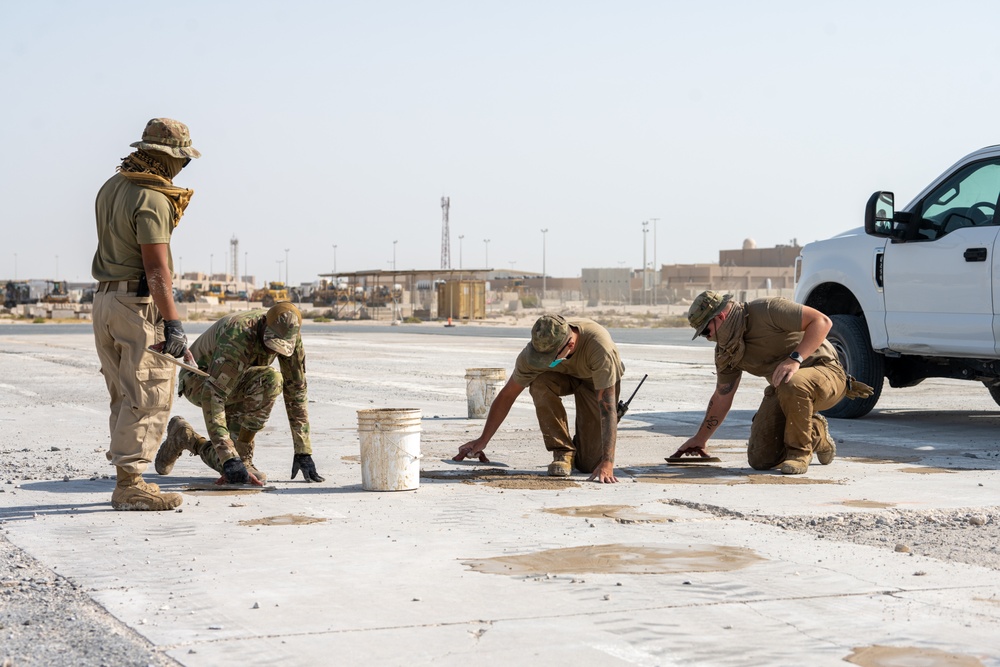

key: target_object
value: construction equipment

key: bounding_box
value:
[41,280,71,304]
[4,281,36,308]
[250,281,289,307]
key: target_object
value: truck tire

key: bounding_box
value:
[985,382,1000,408]
[822,314,884,419]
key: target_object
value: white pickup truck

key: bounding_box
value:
[794,145,1000,418]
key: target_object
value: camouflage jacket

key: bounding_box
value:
[187,309,311,453]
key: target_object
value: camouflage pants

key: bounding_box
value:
[179,366,283,472]
[747,362,847,469]
[529,372,620,473]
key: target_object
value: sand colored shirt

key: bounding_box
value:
[92,173,175,281]
[716,298,840,384]
[512,318,624,390]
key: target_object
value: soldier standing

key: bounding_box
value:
[155,303,325,484]
[456,314,625,483]
[91,118,201,511]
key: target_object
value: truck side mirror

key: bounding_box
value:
[865,191,895,237]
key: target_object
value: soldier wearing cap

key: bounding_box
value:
[456,315,625,483]
[91,118,201,511]
[675,291,870,474]
[154,303,325,485]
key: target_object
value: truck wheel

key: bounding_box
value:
[984,382,1000,407]
[822,314,884,419]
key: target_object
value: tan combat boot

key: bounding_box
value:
[111,467,182,511]
[235,433,267,483]
[547,451,574,477]
[155,416,204,475]
[814,414,836,465]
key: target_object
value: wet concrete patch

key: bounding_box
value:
[341,454,360,463]
[239,514,328,526]
[845,645,984,666]
[840,500,896,509]
[899,467,958,475]
[421,468,580,489]
[543,504,674,524]
[184,484,274,496]
[620,465,840,485]
[462,543,764,576]
[844,456,922,464]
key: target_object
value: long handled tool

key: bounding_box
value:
[616,373,648,421]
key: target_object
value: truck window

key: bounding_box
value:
[916,159,1000,240]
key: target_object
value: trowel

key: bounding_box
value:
[146,344,210,377]
[444,451,509,468]
[665,455,721,464]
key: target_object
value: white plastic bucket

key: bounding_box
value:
[465,368,507,419]
[357,408,422,491]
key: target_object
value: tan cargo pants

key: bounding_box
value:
[528,372,620,473]
[92,282,174,474]
[747,362,847,470]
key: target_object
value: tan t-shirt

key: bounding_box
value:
[91,173,175,282]
[717,298,840,384]
[512,318,624,390]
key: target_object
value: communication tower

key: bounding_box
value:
[441,196,451,269]
[230,235,239,280]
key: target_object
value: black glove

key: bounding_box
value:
[291,453,325,482]
[222,457,250,484]
[162,319,188,358]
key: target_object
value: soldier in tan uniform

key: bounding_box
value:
[154,303,324,484]
[456,314,625,483]
[675,291,870,474]
[91,118,201,510]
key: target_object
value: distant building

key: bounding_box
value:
[661,240,801,303]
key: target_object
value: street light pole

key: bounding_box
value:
[650,217,659,305]
[484,239,490,269]
[392,240,397,272]
[642,221,649,306]
[458,235,464,270]
[541,228,548,301]
[332,244,337,274]
[210,254,214,278]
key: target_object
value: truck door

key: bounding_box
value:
[882,158,1000,357]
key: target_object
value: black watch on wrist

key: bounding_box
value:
[789,351,804,364]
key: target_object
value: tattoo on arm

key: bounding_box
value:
[704,416,720,431]
[718,381,736,396]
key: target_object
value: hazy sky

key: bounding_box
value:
[3,1,998,285]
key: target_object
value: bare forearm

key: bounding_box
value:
[597,388,617,463]
[693,381,737,444]
[147,266,179,320]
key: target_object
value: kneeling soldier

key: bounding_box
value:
[155,302,324,484]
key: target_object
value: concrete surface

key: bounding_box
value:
[1,324,999,666]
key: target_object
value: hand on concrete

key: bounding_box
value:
[455,438,488,462]
[291,454,325,482]
[216,458,264,486]
[588,460,618,484]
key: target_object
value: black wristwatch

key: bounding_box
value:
[789,351,804,364]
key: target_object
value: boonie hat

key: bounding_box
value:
[687,291,732,339]
[130,118,202,159]
[263,302,302,356]
[525,314,572,367]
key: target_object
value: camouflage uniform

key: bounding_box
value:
[177,308,311,473]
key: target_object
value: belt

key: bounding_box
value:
[97,280,142,294]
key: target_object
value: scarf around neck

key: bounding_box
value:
[116,150,194,227]
[713,302,748,372]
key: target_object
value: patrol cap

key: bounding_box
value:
[130,118,202,159]
[263,302,302,356]
[687,290,732,340]
[525,314,572,367]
